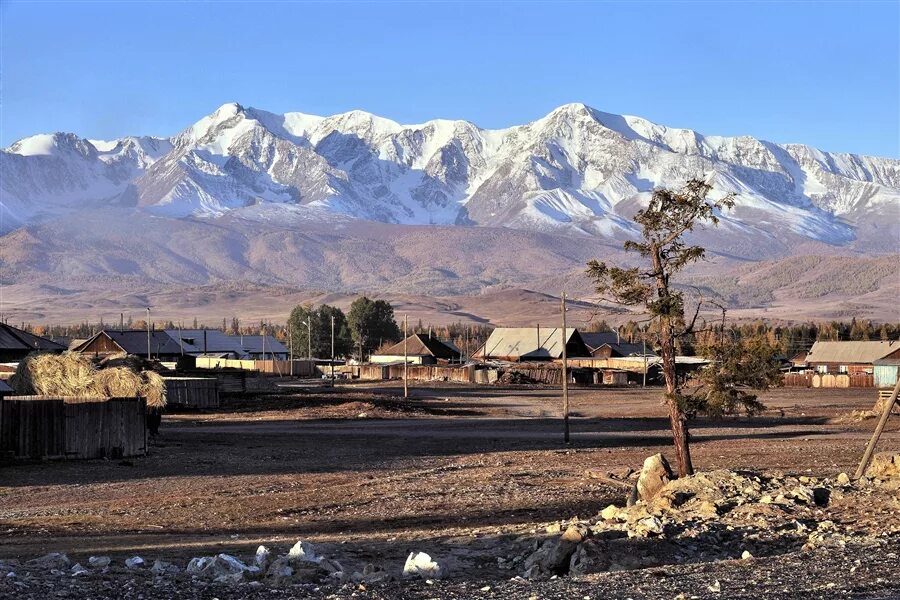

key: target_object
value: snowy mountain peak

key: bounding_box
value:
[2,102,898,249]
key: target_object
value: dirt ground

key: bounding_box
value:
[0,382,898,599]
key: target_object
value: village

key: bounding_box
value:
[0,307,898,599]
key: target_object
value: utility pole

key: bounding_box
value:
[331,315,335,388]
[307,316,312,361]
[146,307,151,360]
[642,327,648,388]
[289,321,294,377]
[403,314,409,399]
[561,292,569,444]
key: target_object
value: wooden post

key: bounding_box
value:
[403,314,409,399]
[307,316,312,361]
[289,321,294,377]
[642,328,648,388]
[146,307,151,360]
[853,377,900,480]
[561,293,569,444]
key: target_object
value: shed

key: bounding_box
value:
[473,328,588,361]
[371,334,462,365]
[873,358,900,389]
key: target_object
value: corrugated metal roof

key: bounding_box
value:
[579,332,655,357]
[806,341,899,364]
[375,334,461,359]
[476,327,582,360]
[164,330,287,357]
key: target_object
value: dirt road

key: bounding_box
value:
[0,383,897,598]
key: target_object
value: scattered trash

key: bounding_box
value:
[403,552,443,579]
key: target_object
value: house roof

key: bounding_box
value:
[475,327,583,360]
[77,330,184,356]
[873,358,900,367]
[375,334,461,359]
[164,330,287,357]
[579,332,655,357]
[806,341,899,365]
[0,379,13,393]
[0,323,66,353]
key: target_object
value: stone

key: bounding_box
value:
[187,556,215,575]
[403,552,443,579]
[124,556,145,569]
[741,550,753,560]
[837,472,851,485]
[629,454,674,506]
[866,453,900,479]
[151,560,178,575]
[600,505,620,521]
[254,545,271,571]
[70,564,89,577]
[561,525,587,544]
[26,553,70,570]
[87,556,110,569]
[790,486,815,504]
[287,540,320,563]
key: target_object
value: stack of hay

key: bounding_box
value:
[9,352,166,409]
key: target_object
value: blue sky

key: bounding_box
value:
[2,1,898,157]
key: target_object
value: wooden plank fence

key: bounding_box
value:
[0,396,147,460]
[163,378,220,409]
[195,358,317,377]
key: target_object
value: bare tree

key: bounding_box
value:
[586,179,734,476]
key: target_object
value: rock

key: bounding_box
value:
[352,563,391,584]
[151,560,178,575]
[629,454,674,506]
[187,556,215,575]
[629,516,664,538]
[813,487,831,506]
[265,557,293,581]
[545,522,562,534]
[790,486,815,504]
[866,453,900,479]
[87,556,110,569]
[254,545,271,571]
[741,550,753,560]
[26,553,70,570]
[403,552,443,579]
[599,505,620,521]
[561,525,588,544]
[837,472,851,485]
[287,540,320,563]
[70,564,89,577]
[124,556,144,569]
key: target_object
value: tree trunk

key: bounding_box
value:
[653,247,694,477]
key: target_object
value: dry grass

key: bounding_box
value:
[10,352,167,408]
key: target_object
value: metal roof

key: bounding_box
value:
[0,323,66,352]
[164,330,287,357]
[476,327,583,360]
[579,332,655,357]
[374,334,461,359]
[806,341,900,365]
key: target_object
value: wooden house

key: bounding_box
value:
[579,332,656,359]
[74,330,185,361]
[371,334,462,365]
[805,340,900,374]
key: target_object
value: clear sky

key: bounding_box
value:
[2,1,898,157]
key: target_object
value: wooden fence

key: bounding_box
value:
[0,396,147,460]
[177,370,276,395]
[163,378,220,409]
[194,358,317,376]
[783,372,874,388]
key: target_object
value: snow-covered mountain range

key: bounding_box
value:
[2,102,899,247]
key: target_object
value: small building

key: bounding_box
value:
[371,334,462,365]
[473,327,589,362]
[74,330,185,361]
[579,332,656,358]
[0,323,66,361]
[874,358,900,389]
[805,340,900,374]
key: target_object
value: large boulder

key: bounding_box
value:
[628,454,675,506]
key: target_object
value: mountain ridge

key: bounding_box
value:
[3,101,898,250]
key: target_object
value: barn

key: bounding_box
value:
[74,330,185,361]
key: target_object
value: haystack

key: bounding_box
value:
[10,352,166,409]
